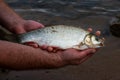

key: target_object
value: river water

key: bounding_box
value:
[0,0,120,80]
[6,0,120,17]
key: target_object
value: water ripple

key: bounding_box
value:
[7,0,120,18]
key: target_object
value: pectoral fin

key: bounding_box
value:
[72,42,85,50]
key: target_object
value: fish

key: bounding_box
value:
[17,25,104,50]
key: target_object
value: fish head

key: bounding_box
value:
[84,33,105,48]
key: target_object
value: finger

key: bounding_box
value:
[23,42,39,48]
[41,45,60,52]
[95,31,101,36]
[49,46,62,52]
[47,46,54,52]
[72,54,94,65]
[78,49,96,58]
[40,45,48,50]
[87,28,93,32]
[53,48,62,53]
[79,53,94,64]
[29,20,45,28]
[53,49,57,53]
[39,23,45,28]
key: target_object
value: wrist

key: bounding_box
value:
[43,53,67,68]
[0,1,26,34]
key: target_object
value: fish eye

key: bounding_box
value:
[95,37,99,41]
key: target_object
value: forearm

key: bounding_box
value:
[0,0,25,32]
[0,40,62,70]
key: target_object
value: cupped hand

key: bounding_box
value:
[11,22,98,66]
[60,48,96,65]
[12,22,100,56]
[12,20,44,34]
[49,48,97,67]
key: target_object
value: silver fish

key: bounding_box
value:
[18,25,104,50]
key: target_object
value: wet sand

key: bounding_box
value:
[0,10,120,80]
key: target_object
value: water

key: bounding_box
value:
[1,0,120,80]
[6,0,120,18]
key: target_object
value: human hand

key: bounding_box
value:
[48,48,97,67]
[40,31,98,67]
[11,20,44,34]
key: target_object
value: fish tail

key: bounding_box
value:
[0,27,18,43]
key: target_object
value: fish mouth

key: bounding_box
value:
[100,42,104,47]
[95,42,104,48]
[99,38,105,47]
[83,33,105,48]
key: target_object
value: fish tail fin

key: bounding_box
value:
[0,27,18,43]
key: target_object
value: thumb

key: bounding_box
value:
[28,20,44,28]
[78,49,96,58]
[24,20,45,32]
